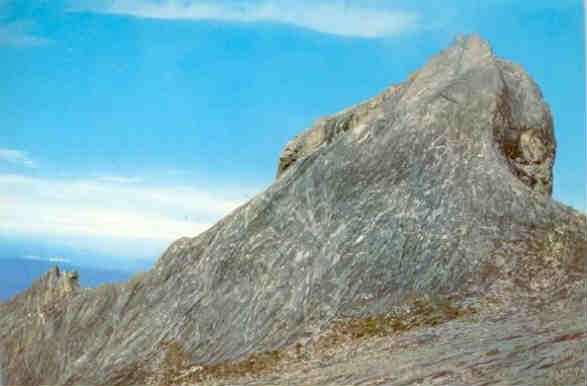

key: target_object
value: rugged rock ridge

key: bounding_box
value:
[1,35,585,386]
[278,35,555,195]
[276,83,402,177]
[2,266,80,324]
[0,267,80,385]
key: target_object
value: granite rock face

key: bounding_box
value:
[277,36,556,195]
[276,83,402,177]
[0,35,585,386]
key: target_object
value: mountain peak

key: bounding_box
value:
[277,34,554,195]
[1,35,584,386]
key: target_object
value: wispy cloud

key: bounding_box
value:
[23,255,71,263]
[70,0,420,38]
[96,175,143,184]
[0,21,51,47]
[0,173,255,246]
[0,148,37,168]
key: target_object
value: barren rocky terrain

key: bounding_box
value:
[1,34,585,386]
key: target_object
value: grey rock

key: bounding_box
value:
[181,281,586,386]
[276,83,402,177]
[0,35,585,386]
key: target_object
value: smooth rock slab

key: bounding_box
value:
[0,34,584,386]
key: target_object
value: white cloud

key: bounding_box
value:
[0,21,51,47]
[0,148,37,168]
[23,255,71,263]
[70,0,420,38]
[96,175,143,184]
[48,257,71,263]
[0,174,256,257]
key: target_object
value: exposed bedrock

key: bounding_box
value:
[0,35,584,386]
[277,36,556,196]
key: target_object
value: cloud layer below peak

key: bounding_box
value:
[0,173,255,252]
[70,0,420,38]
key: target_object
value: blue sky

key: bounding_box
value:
[0,0,585,270]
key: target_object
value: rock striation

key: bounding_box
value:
[0,35,585,386]
[276,83,402,177]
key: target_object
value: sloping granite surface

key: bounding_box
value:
[0,35,584,386]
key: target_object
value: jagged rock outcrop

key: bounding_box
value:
[0,267,80,385]
[277,36,556,195]
[0,35,585,386]
[276,84,402,177]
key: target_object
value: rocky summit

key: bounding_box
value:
[1,35,585,386]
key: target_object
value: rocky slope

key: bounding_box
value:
[166,280,585,386]
[1,35,585,386]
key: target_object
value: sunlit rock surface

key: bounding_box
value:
[0,35,584,386]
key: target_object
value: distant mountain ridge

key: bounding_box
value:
[0,35,585,386]
[0,258,132,301]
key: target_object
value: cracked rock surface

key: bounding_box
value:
[0,35,585,386]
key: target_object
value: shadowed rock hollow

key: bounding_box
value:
[0,35,585,386]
